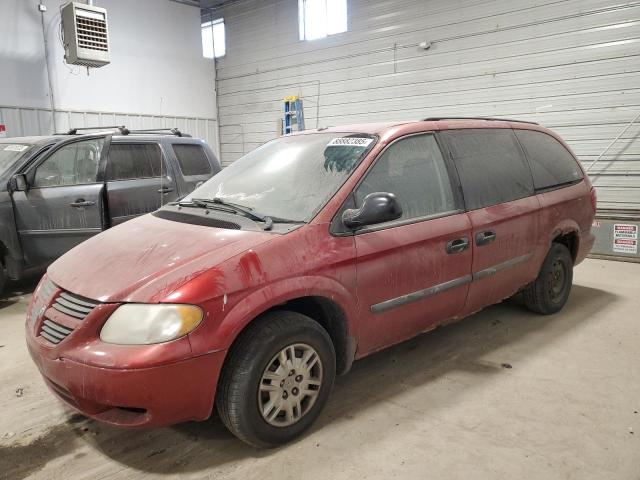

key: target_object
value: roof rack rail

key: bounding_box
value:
[125,128,190,137]
[58,126,190,137]
[56,125,129,135]
[422,116,539,125]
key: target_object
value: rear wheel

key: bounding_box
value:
[523,243,573,314]
[216,311,336,448]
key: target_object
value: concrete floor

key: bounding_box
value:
[0,258,639,480]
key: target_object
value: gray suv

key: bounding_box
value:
[0,127,220,293]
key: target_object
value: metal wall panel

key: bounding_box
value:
[0,105,220,158]
[215,0,640,210]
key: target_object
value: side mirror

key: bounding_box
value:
[10,174,28,192]
[342,192,402,230]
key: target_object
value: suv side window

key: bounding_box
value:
[355,134,456,222]
[33,138,104,187]
[442,129,533,210]
[172,144,212,176]
[514,130,583,190]
[106,143,166,180]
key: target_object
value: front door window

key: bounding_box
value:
[33,138,104,187]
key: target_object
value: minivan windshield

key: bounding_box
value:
[0,143,32,177]
[184,133,376,222]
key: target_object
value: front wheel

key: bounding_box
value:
[523,243,573,315]
[0,265,6,297]
[216,311,336,448]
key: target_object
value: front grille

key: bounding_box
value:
[52,291,99,320]
[76,16,108,52]
[38,290,100,345]
[40,319,73,345]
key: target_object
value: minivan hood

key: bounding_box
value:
[47,213,274,303]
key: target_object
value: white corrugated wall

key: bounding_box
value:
[214,0,640,211]
[0,106,219,157]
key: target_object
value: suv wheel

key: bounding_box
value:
[523,243,573,315]
[216,311,336,448]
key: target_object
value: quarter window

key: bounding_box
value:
[355,134,456,222]
[34,138,104,187]
[514,130,583,190]
[106,144,166,181]
[172,144,212,176]
[442,129,534,210]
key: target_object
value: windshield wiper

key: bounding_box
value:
[183,197,274,231]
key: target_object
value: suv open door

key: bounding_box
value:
[10,135,109,268]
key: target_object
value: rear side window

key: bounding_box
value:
[443,129,533,210]
[514,130,583,190]
[106,143,166,180]
[355,134,456,221]
[172,144,212,176]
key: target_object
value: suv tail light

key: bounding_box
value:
[590,187,597,213]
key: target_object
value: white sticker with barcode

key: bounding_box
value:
[327,137,373,147]
[4,145,28,152]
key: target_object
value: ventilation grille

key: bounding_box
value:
[61,2,110,68]
[38,290,100,345]
[154,209,242,230]
[76,15,108,52]
[40,319,74,345]
[52,291,99,320]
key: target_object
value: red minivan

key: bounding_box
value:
[26,118,596,447]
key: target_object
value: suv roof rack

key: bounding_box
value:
[125,128,191,137]
[58,126,190,137]
[422,116,539,125]
[56,125,129,135]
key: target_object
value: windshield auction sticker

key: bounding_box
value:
[3,145,28,152]
[327,137,374,147]
[612,223,638,254]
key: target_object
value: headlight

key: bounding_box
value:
[100,304,203,345]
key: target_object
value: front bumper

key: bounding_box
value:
[26,331,226,428]
[24,277,227,428]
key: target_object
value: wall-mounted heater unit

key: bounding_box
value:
[61,2,110,68]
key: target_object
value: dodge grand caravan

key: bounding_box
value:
[26,118,596,447]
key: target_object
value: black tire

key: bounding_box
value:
[216,310,336,448]
[0,265,6,298]
[523,243,573,315]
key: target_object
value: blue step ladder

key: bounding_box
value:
[283,96,305,134]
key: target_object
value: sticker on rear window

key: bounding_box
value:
[3,145,28,152]
[327,137,373,147]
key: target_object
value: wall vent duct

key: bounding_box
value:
[61,2,110,68]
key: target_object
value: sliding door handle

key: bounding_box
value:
[446,237,469,254]
[476,230,496,246]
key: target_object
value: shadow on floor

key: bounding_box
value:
[0,284,617,478]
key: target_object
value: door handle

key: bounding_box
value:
[445,237,469,254]
[70,199,96,208]
[157,186,174,194]
[476,230,496,246]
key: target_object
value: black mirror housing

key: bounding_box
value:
[10,174,28,192]
[342,192,402,230]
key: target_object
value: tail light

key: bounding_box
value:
[590,187,597,213]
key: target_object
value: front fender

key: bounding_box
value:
[188,275,358,355]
